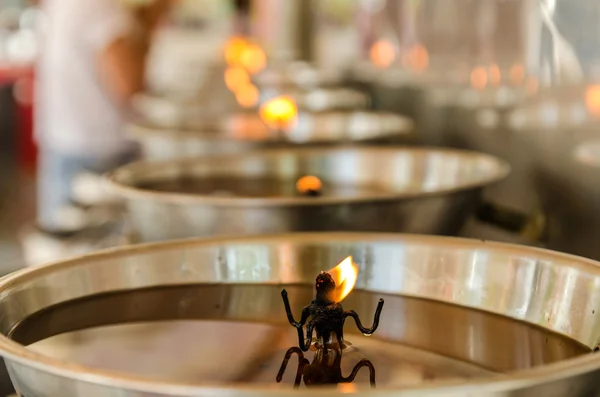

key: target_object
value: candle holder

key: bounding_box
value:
[280,271,384,352]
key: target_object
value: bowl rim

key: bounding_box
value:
[1,232,600,396]
[127,110,415,141]
[104,145,511,207]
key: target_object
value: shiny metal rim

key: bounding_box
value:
[105,146,511,207]
[127,111,415,141]
[1,232,600,396]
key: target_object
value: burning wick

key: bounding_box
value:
[296,175,322,197]
[280,256,385,352]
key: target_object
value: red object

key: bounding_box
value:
[0,63,36,172]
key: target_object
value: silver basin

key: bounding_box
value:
[0,233,599,396]
[129,112,414,161]
[107,146,509,241]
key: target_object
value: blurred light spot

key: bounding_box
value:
[585,85,600,116]
[489,64,501,86]
[240,44,266,75]
[406,44,429,71]
[470,67,488,90]
[525,77,539,95]
[224,66,250,91]
[370,40,395,69]
[510,64,525,86]
[235,84,259,108]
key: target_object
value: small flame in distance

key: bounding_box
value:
[296,175,322,195]
[370,40,396,69]
[259,95,298,130]
[327,256,359,303]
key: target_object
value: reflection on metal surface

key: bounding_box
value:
[276,345,375,389]
[0,233,599,396]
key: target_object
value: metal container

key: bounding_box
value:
[128,111,414,161]
[1,232,600,396]
[106,146,509,242]
[502,84,600,260]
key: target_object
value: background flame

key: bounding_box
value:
[259,95,298,129]
[296,175,322,194]
[370,40,396,69]
[327,256,359,302]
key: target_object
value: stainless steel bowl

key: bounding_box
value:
[1,233,600,396]
[129,112,414,161]
[106,146,509,241]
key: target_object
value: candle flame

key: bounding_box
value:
[406,43,429,71]
[470,67,488,90]
[224,36,248,65]
[585,85,600,116]
[259,95,298,130]
[327,256,359,303]
[224,36,267,75]
[370,40,396,69]
[224,66,250,91]
[235,84,260,108]
[240,43,267,75]
[489,64,501,86]
[509,64,525,86]
[296,175,322,194]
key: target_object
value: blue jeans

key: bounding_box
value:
[37,148,138,232]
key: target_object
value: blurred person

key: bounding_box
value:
[35,0,174,235]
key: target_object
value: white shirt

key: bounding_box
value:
[36,0,137,157]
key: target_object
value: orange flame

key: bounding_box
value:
[489,64,501,86]
[235,84,260,108]
[509,64,525,86]
[224,36,267,75]
[327,256,359,303]
[240,43,267,75]
[259,95,298,130]
[224,66,250,91]
[370,40,396,69]
[296,175,322,194]
[406,44,429,71]
[585,85,600,116]
[470,67,488,90]
[224,36,248,65]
